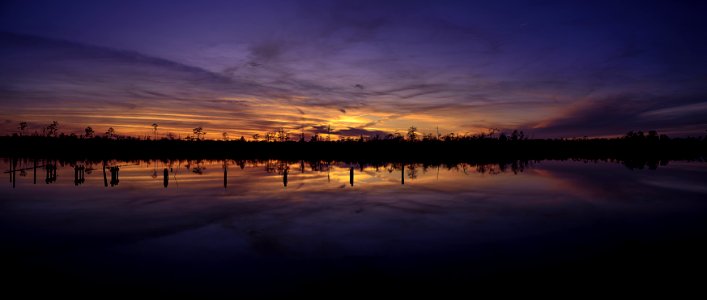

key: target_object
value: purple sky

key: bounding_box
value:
[1,0,706,139]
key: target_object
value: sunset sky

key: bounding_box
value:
[1,0,706,139]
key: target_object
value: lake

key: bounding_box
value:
[2,158,707,296]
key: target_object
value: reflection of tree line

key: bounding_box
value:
[4,158,522,190]
[3,159,94,188]
[2,157,702,189]
[186,160,207,174]
[73,165,86,186]
[264,160,289,175]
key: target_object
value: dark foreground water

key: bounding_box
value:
[2,158,707,297]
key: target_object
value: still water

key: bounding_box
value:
[2,158,707,296]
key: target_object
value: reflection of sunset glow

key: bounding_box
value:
[8,158,705,207]
[4,157,707,297]
[0,159,640,200]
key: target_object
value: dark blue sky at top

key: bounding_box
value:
[0,0,706,138]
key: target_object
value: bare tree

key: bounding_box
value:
[105,127,115,139]
[46,121,59,137]
[222,132,229,141]
[276,127,288,142]
[487,128,499,138]
[193,127,206,140]
[152,123,158,140]
[407,126,418,141]
[265,132,275,142]
[18,122,28,136]
[85,126,95,138]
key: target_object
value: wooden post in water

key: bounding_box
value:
[45,162,56,184]
[350,167,354,186]
[50,162,57,183]
[11,158,15,188]
[33,159,37,184]
[109,166,119,187]
[401,163,405,185]
[163,168,169,188]
[103,164,108,187]
[223,165,227,189]
[283,169,288,187]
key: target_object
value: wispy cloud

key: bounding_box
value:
[1,0,706,138]
[527,94,707,137]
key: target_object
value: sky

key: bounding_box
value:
[1,0,706,139]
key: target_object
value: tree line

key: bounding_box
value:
[6,121,707,145]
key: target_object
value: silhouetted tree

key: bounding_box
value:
[84,126,95,138]
[18,122,28,136]
[487,128,499,139]
[222,132,229,141]
[105,127,115,139]
[152,123,158,140]
[45,121,59,137]
[276,128,288,142]
[647,130,659,142]
[193,127,206,140]
[407,126,418,141]
[252,133,260,141]
[265,132,275,142]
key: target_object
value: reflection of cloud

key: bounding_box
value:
[3,159,707,263]
[531,160,707,203]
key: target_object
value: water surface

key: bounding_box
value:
[2,158,707,296]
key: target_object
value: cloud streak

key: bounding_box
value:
[1,0,706,138]
[528,95,707,137]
